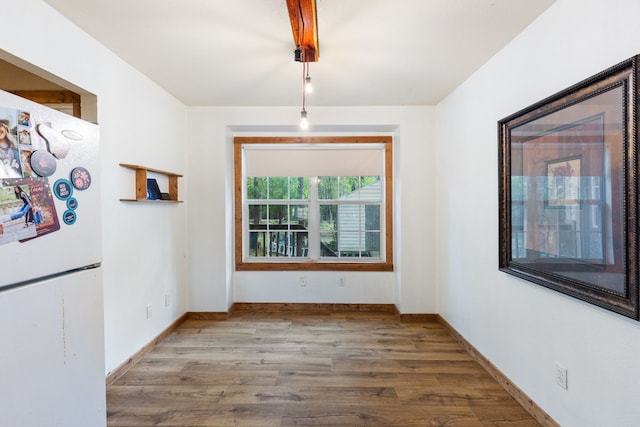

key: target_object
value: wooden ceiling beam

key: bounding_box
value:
[286,0,319,62]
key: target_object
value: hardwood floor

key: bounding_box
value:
[107,311,541,426]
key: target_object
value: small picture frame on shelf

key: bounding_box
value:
[146,178,162,200]
[160,192,172,200]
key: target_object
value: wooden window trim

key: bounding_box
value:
[234,136,393,272]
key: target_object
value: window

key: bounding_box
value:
[234,136,393,271]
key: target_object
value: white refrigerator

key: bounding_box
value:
[0,91,101,288]
[0,90,106,427]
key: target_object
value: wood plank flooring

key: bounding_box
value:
[107,311,541,426]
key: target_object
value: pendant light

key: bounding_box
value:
[300,109,309,130]
[299,54,311,130]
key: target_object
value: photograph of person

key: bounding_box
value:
[19,150,33,178]
[18,111,30,126]
[0,119,22,179]
[0,181,37,244]
[11,184,33,227]
[19,128,32,146]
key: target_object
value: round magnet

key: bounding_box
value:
[63,209,76,225]
[30,150,57,177]
[61,129,83,141]
[71,167,91,190]
[67,197,78,210]
[53,179,73,200]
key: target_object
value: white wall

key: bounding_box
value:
[436,0,640,426]
[0,4,188,426]
[186,106,436,313]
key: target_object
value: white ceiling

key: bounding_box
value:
[43,0,555,106]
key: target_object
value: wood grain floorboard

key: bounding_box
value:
[107,311,541,426]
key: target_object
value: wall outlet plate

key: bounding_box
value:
[555,362,568,390]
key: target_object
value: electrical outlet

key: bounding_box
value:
[555,362,568,390]
[146,304,153,319]
[164,294,170,307]
[339,277,345,287]
[299,276,307,287]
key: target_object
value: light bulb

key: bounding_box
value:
[304,75,313,94]
[300,109,309,130]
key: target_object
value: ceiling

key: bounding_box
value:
[43,0,555,107]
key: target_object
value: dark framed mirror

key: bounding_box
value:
[498,55,639,319]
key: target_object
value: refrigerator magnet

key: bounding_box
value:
[36,123,71,159]
[30,149,57,177]
[53,179,73,200]
[61,129,83,141]
[62,209,76,225]
[70,167,91,190]
[66,197,78,210]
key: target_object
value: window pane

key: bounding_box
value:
[271,231,288,256]
[268,232,278,255]
[364,232,380,257]
[249,232,268,256]
[359,177,382,200]
[268,205,288,225]
[268,177,289,199]
[340,176,360,197]
[290,205,309,230]
[289,177,310,200]
[247,177,267,200]
[248,205,267,228]
[365,205,380,230]
[320,231,338,256]
[320,205,337,231]
[318,176,339,199]
[338,231,361,256]
[337,205,361,231]
[290,232,309,257]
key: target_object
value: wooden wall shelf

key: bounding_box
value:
[119,163,183,203]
